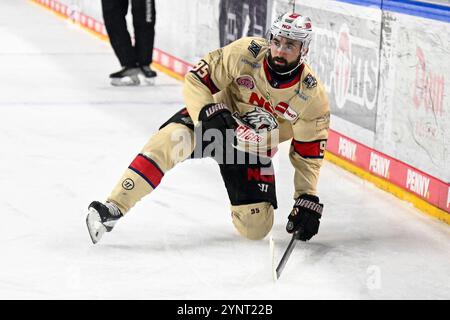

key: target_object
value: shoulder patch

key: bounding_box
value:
[248,40,262,58]
[235,75,255,89]
[303,74,317,89]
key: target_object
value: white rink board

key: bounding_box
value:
[376,10,450,182]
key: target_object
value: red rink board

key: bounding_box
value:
[327,130,449,214]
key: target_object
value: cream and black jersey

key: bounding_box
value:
[183,36,330,198]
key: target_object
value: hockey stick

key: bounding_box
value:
[275,232,299,280]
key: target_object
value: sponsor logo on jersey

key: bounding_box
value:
[303,73,317,88]
[240,58,261,69]
[274,102,298,121]
[249,92,275,114]
[122,178,135,190]
[369,152,390,179]
[338,137,356,161]
[248,92,297,121]
[205,103,228,118]
[235,124,264,144]
[295,89,309,101]
[406,169,430,198]
[248,40,262,58]
[236,75,255,89]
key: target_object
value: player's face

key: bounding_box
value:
[269,36,302,71]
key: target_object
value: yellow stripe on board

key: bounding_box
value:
[30,0,110,41]
[325,152,450,224]
[152,63,186,82]
[30,0,66,19]
[80,25,109,42]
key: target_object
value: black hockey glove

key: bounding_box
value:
[286,194,323,241]
[198,103,237,131]
[196,103,238,162]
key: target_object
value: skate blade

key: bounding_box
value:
[86,208,107,244]
[142,77,156,86]
[137,72,156,86]
[110,76,140,86]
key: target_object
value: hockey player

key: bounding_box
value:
[86,12,329,244]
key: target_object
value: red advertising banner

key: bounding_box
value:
[328,129,450,214]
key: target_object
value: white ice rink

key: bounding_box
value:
[0,0,449,299]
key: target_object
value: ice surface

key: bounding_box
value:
[0,0,448,299]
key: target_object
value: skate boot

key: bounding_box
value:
[109,67,141,86]
[86,201,123,244]
[140,65,157,85]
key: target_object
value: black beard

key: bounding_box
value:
[268,53,301,74]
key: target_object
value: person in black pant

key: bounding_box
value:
[101,0,157,86]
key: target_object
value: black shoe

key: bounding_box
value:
[86,201,123,244]
[109,67,140,86]
[140,65,157,78]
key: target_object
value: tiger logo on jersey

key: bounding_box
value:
[238,108,278,131]
[233,108,278,145]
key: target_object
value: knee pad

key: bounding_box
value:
[231,202,274,240]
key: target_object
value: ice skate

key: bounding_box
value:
[86,201,122,244]
[140,65,157,85]
[109,67,141,86]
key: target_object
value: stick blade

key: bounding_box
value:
[275,235,298,280]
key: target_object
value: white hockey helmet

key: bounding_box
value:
[269,12,313,62]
